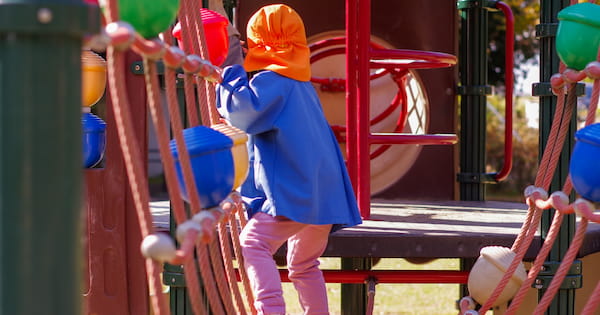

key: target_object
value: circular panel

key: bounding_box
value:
[308,31,430,195]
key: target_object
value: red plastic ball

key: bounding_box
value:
[172,8,229,66]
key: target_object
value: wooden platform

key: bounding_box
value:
[151,199,600,260]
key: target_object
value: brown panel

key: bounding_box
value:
[83,50,149,315]
[236,1,459,200]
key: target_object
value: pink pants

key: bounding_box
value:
[240,212,332,315]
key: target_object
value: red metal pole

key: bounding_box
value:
[492,1,514,182]
[234,269,469,284]
[356,0,372,219]
[345,0,358,195]
[369,134,458,145]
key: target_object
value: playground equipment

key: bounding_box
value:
[556,3,600,71]
[570,123,600,202]
[308,32,436,195]
[169,125,234,208]
[468,246,527,308]
[456,2,600,314]
[173,8,230,66]
[87,0,600,314]
[5,0,600,314]
[81,50,107,168]
[111,0,180,39]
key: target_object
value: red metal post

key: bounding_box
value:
[492,1,514,182]
[345,0,358,194]
[356,0,372,218]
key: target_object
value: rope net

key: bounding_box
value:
[91,0,255,314]
[459,1,600,314]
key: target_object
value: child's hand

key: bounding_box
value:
[240,40,248,55]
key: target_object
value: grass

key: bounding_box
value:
[282,258,462,315]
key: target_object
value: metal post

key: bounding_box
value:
[0,0,98,314]
[341,257,373,315]
[457,0,494,304]
[535,0,578,313]
[457,0,495,202]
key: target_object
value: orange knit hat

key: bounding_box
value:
[243,4,311,81]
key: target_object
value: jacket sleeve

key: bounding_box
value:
[216,65,288,134]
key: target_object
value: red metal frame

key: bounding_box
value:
[310,38,411,160]
[241,269,469,284]
[283,270,468,284]
[346,0,458,219]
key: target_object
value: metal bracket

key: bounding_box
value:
[535,23,558,39]
[131,61,186,87]
[457,172,498,184]
[163,264,187,287]
[457,0,499,10]
[532,82,586,97]
[456,85,493,96]
[533,260,583,290]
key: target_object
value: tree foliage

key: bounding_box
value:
[488,0,540,88]
[485,95,539,200]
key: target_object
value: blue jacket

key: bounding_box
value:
[216,65,362,230]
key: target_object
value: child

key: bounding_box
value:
[216,4,362,315]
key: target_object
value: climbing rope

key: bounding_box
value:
[460,2,600,311]
[91,0,257,313]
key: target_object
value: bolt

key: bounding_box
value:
[134,64,142,72]
[37,8,53,24]
[534,279,544,289]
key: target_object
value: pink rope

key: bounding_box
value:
[208,234,238,314]
[105,47,169,315]
[196,243,226,314]
[581,276,600,314]
[187,0,221,125]
[218,219,248,314]
[534,218,588,314]
[505,211,564,315]
[503,52,600,313]
[229,201,256,314]
[179,0,210,126]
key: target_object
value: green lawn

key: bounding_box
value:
[282,258,462,315]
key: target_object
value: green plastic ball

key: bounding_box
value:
[115,0,180,39]
[557,3,600,70]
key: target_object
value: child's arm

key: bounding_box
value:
[216,64,288,134]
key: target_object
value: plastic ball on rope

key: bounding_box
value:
[101,0,180,39]
[570,123,600,202]
[172,8,229,66]
[81,50,107,168]
[556,3,600,71]
[211,123,249,190]
[467,246,527,307]
[141,233,177,262]
[169,126,235,209]
[82,112,107,168]
[82,49,106,108]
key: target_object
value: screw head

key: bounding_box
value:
[37,8,53,24]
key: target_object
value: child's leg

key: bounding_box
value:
[240,212,307,315]
[286,224,332,315]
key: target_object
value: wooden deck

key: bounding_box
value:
[151,199,600,260]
